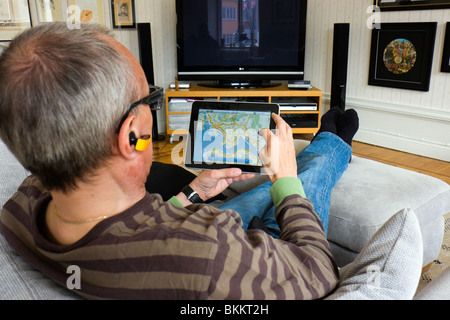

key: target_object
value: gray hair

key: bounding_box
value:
[0,23,139,191]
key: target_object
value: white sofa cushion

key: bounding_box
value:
[0,142,29,209]
[326,209,423,300]
[329,155,449,267]
[0,140,80,299]
[0,233,80,300]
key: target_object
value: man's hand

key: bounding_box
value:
[177,169,255,206]
[259,113,298,184]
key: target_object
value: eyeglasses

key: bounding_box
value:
[115,85,164,133]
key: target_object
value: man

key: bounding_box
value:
[0,23,358,300]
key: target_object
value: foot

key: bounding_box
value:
[337,109,359,146]
[317,107,343,136]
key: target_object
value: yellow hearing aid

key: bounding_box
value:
[129,132,152,151]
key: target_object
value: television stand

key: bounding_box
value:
[165,83,322,140]
[198,80,282,89]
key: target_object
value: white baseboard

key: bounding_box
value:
[322,95,450,162]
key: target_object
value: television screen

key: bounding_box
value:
[176,0,307,88]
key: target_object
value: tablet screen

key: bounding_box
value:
[193,108,271,166]
[185,101,279,173]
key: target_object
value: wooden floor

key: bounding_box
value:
[352,141,450,185]
[152,134,450,185]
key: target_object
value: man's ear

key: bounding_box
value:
[117,115,138,159]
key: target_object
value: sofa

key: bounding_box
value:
[1,138,450,300]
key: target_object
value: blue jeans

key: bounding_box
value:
[219,132,352,238]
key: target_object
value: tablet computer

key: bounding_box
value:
[184,101,279,174]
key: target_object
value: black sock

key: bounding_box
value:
[316,107,343,135]
[337,109,359,146]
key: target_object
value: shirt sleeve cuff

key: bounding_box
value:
[270,177,307,207]
[168,196,184,207]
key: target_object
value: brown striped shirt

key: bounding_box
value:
[0,175,339,300]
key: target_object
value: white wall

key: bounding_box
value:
[108,0,177,134]
[306,0,450,161]
[115,0,449,161]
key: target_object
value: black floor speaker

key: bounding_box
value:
[137,22,165,141]
[330,23,350,112]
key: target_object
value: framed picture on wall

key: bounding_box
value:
[368,22,437,92]
[374,0,450,11]
[67,0,104,25]
[441,22,450,73]
[29,0,63,25]
[111,0,136,29]
[0,0,12,21]
[0,0,31,40]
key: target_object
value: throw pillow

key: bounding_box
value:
[325,209,423,300]
[0,234,80,300]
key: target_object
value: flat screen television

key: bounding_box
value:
[176,0,308,88]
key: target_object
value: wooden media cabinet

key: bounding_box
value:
[165,83,322,139]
